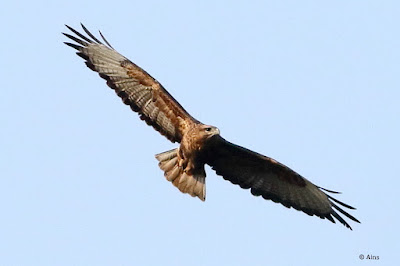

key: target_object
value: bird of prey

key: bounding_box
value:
[63,24,360,229]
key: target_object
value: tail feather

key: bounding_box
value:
[162,157,178,172]
[155,149,177,167]
[155,149,206,201]
[192,175,205,198]
[166,165,180,182]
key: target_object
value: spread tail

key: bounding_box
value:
[155,149,206,201]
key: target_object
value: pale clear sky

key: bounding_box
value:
[1,0,399,265]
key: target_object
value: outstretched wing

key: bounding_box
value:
[205,136,360,230]
[63,24,198,143]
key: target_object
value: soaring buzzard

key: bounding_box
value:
[63,24,360,229]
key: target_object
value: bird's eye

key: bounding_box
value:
[205,127,212,132]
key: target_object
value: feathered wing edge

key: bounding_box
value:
[63,24,115,62]
[316,187,360,230]
[205,136,360,230]
[63,24,198,143]
[250,178,360,230]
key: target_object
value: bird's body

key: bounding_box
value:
[63,24,360,229]
[157,124,220,200]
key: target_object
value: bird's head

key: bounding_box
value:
[200,125,220,139]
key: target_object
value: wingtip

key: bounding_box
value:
[80,23,89,34]
[65,24,74,32]
[99,30,114,49]
[64,42,82,51]
[318,186,342,194]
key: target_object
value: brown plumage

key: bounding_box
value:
[63,24,360,230]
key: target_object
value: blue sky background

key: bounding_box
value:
[1,0,399,265]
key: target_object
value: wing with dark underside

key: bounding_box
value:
[63,24,198,143]
[205,135,360,230]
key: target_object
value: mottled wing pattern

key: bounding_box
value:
[63,24,197,143]
[205,136,360,229]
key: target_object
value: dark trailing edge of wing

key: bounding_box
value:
[245,179,360,230]
[206,137,360,230]
[250,183,359,230]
